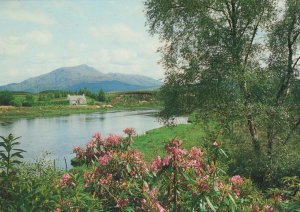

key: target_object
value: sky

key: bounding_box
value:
[0,0,163,86]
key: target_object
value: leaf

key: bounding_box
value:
[11,160,22,164]
[126,163,132,173]
[205,196,216,212]
[228,193,237,208]
[11,152,24,158]
[219,149,228,158]
[0,152,8,161]
[13,148,26,153]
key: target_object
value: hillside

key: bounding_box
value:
[0,64,162,92]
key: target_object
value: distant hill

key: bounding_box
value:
[0,64,162,92]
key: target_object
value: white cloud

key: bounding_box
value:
[111,49,138,65]
[0,36,27,56]
[89,24,143,43]
[25,30,52,45]
[0,9,54,25]
[68,41,86,51]
[0,30,52,56]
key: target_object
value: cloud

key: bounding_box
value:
[0,9,54,26]
[0,36,27,56]
[111,49,138,65]
[88,24,143,43]
[25,30,53,45]
[68,41,86,51]
[0,30,52,56]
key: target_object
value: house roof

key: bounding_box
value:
[67,95,86,101]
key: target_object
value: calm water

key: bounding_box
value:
[0,110,187,168]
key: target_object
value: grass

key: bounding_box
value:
[133,124,207,162]
[0,90,162,120]
[0,105,162,120]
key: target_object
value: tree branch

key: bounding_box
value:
[291,30,300,45]
[284,118,300,144]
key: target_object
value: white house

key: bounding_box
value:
[67,94,87,105]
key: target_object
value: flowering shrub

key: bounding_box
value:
[58,173,75,188]
[2,129,287,211]
[148,139,247,211]
[68,129,264,211]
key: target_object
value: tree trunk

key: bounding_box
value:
[247,115,260,154]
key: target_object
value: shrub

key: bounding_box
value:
[71,129,268,211]
[0,91,14,106]
[22,94,35,107]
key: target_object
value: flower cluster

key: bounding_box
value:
[230,175,244,186]
[230,175,244,197]
[58,173,75,188]
[123,128,136,136]
[72,132,124,164]
[68,130,256,211]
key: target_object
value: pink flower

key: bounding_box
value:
[150,156,162,172]
[123,128,136,136]
[98,174,112,185]
[86,140,96,149]
[166,139,187,160]
[214,180,225,191]
[98,154,110,166]
[59,173,75,188]
[230,175,244,186]
[162,156,170,166]
[150,187,159,198]
[156,202,165,212]
[141,198,147,204]
[189,147,203,158]
[84,171,95,188]
[116,198,129,208]
[264,205,274,212]
[93,132,101,140]
[106,134,122,146]
[197,175,210,191]
[233,188,240,197]
[73,146,84,158]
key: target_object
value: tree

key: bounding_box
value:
[0,91,14,106]
[145,0,300,157]
[23,94,35,107]
[97,89,106,102]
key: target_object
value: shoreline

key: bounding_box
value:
[0,105,162,120]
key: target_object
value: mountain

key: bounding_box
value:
[0,65,162,92]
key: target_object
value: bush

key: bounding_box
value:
[0,91,14,106]
[228,142,300,189]
[11,98,23,107]
[97,89,106,102]
[71,129,268,211]
[22,94,35,107]
[5,129,298,211]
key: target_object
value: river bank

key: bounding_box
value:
[0,105,162,120]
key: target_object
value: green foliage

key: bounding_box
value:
[97,88,106,102]
[0,134,25,176]
[0,90,15,106]
[275,176,300,210]
[22,94,35,107]
[79,87,96,99]
[145,0,300,188]
[3,128,299,210]
[10,98,23,107]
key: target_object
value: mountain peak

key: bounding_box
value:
[0,65,162,92]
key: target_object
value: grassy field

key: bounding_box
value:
[133,124,207,162]
[0,105,162,120]
[0,90,161,120]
